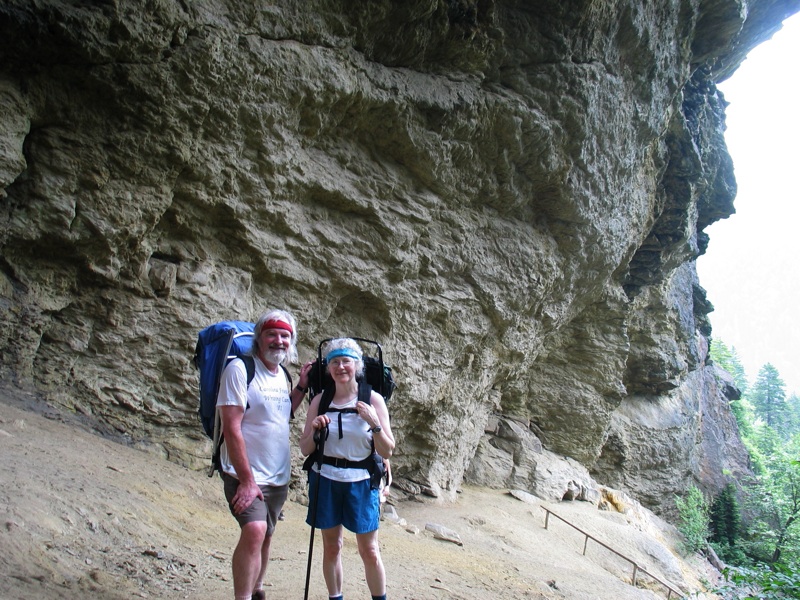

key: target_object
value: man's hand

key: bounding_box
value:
[231,479,263,515]
[299,360,313,389]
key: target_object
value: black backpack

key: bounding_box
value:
[307,337,396,410]
[303,337,395,488]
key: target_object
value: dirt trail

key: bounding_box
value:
[0,388,720,599]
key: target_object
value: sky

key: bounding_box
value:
[696,13,800,397]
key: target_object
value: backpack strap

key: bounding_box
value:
[242,355,292,391]
[321,455,373,469]
[317,385,334,416]
[242,355,256,410]
[321,381,372,440]
[280,363,293,393]
[280,363,294,419]
[243,354,256,385]
[318,381,384,488]
[358,381,372,405]
[318,380,372,415]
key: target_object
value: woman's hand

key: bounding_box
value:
[362,392,394,459]
[356,400,380,429]
[312,414,331,430]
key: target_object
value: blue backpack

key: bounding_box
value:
[193,320,292,476]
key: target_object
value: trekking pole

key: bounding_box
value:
[304,425,328,600]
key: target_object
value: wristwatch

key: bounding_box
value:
[370,425,383,434]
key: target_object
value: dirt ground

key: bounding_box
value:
[0,385,722,600]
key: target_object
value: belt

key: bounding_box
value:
[321,455,372,469]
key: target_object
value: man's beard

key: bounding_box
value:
[263,348,287,365]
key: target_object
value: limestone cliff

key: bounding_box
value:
[1,0,796,515]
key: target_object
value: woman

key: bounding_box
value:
[300,338,395,600]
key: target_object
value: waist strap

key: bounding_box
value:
[322,455,372,469]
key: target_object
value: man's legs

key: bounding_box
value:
[252,532,273,594]
[225,478,289,599]
[232,520,267,598]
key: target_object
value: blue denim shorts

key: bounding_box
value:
[306,471,380,534]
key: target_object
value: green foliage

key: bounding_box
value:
[740,432,800,564]
[710,339,753,433]
[676,485,710,554]
[710,340,749,395]
[751,364,788,432]
[711,540,751,566]
[716,563,800,599]
[732,396,757,437]
[786,395,800,439]
[711,483,743,546]
[701,358,800,593]
[751,423,785,464]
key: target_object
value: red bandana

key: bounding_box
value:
[263,318,293,334]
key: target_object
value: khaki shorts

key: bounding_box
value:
[222,473,288,533]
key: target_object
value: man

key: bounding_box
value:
[217,309,312,600]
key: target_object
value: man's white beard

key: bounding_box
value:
[263,348,287,365]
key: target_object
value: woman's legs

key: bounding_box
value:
[321,525,345,596]
[356,529,385,596]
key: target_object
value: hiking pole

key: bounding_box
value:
[304,425,328,600]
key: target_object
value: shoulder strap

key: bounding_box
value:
[358,381,378,455]
[242,357,293,393]
[319,380,372,415]
[239,355,255,411]
[241,356,291,392]
[280,363,293,394]
[358,381,372,405]
[318,386,335,416]
[242,355,256,386]
[281,363,295,419]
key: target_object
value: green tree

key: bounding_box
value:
[751,364,788,432]
[718,563,800,599]
[741,433,800,564]
[718,359,800,591]
[732,396,757,437]
[786,394,800,439]
[710,339,749,394]
[676,485,710,554]
[710,482,742,546]
[710,339,753,433]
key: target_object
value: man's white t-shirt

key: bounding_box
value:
[216,357,292,486]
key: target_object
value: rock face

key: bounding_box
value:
[0,0,794,513]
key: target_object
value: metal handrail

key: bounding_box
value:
[541,506,685,599]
